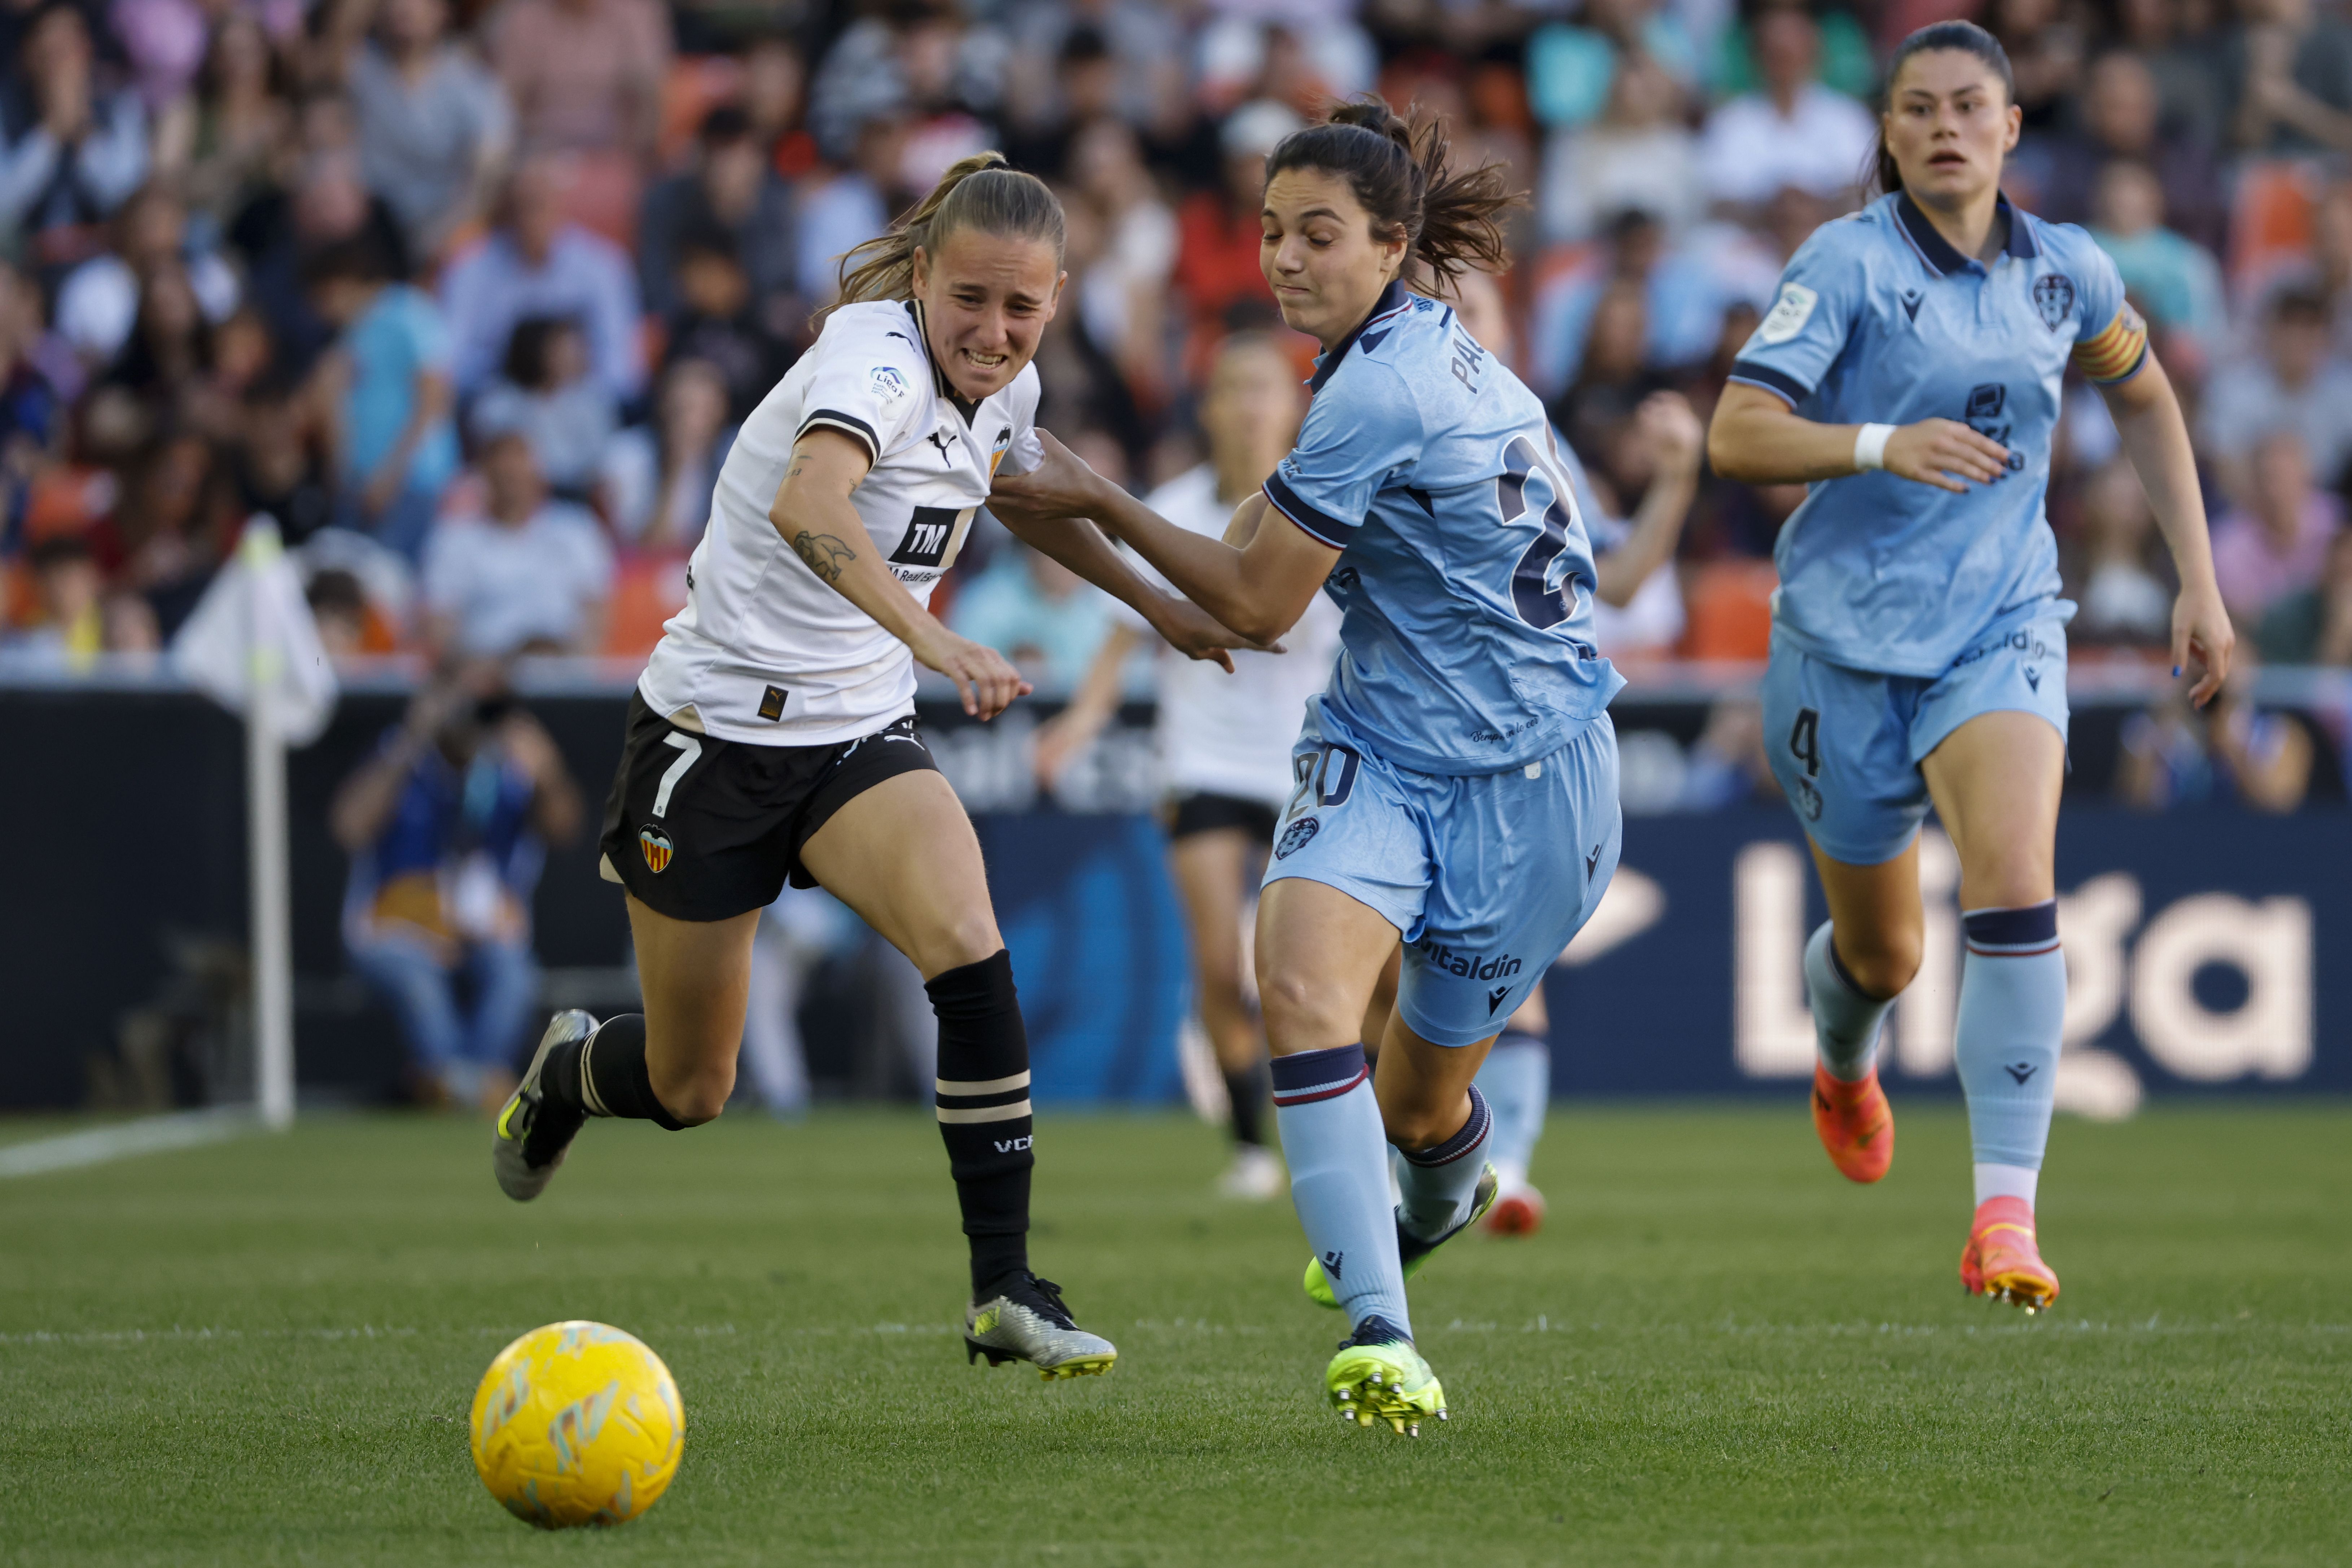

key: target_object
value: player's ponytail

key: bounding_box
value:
[1266,98,1519,296]
[1867,20,2017,196]
[821,153,1066,324]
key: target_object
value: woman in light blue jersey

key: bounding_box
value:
[1708,21,2234,1312]
[995,100,1623,1433]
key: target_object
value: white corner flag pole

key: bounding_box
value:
[244,526,297,1130]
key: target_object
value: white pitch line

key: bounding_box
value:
[0,1107,257,1180]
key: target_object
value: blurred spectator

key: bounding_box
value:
[2085,161,2226,354]
[439,157,645,402]
[1676,696,1782,810]
[2114,0,2228,150]
[807,1,1004,168]
[54,181,241,366]
[303,564,370,657]
[348,0,515,262]
[737,34,813,172]
[1989,0,2087,131]
[1527,0,1701,133]
[660,222,794,421]
[469,315,614,499]
[1002,4,1187,164]
[1698,1,1873,217]
[229,140,414,377]
[1552,278,1674,474]
[1175,101,1298,347]
[306,233,457,561]
[793,114,893,308]
[232,372,334,543]
[420,428,611,657]
[2032,50,2225,254]
[1539,52,1700,246]
[2068,456,2177,647]
[4,532,104,665]
[92,258,238,442]
[2225,0,2352,156]
[950,536,1117,689]
[2257,525,2352,663]
[638,104,798,323]
[2119,679,2312,810]
[0,2,150,277]
[90,430,230,635]
[2210,429,2343,629]
[1069,117,1175,404]
[601,355,731,547]
[331,672,585,1108]
[2199,288,2352,498]
[150,12,293,242]
[0,258,69,527]
[487,0,670,158]
[1534,207,1725,399]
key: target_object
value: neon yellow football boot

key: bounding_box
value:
[1325,1317,1446,1436]
[1304,1163,1498,1309]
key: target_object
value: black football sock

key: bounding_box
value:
[1222,1060,1271,1148]
[576,1014,686,1130]
[927,950,1033,1297]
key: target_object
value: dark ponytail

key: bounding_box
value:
[1265,97,1520,296]
[820,152,1065,325]
[1868,21,2016,196]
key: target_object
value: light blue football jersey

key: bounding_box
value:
[1729,192,2149,678]
[1263,281,1624,775]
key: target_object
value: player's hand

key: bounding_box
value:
[908,620,1033,720]
[1146,592,1283,672]
[1634,391,1704,477]
[988,428,1111,524]
[2171,578,2235,709]
[1882,419,2009,492]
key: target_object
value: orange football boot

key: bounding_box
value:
[1484,1184,1544,1236]
[1959,1196,2061,1312]
[1810,1064,1894,1183]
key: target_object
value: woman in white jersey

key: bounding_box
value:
[1039,334,1345,1201]
[489,155,1255,1379]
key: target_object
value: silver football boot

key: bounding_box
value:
[963,1274,1118,1381]
[491,1010,596,1201]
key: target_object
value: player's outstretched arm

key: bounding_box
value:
[992,429,1335,646]
[771,428,1032,719]
[994,509,1266,672]
[2098,353,2234,707]
[1708,383,2010,494]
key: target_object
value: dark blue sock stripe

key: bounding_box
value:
[1401,1085,1490,1168]
[1270,1043,1367,1106]
[1963,901,2059,952]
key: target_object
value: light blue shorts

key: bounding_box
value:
[1263,706,1621,1049]
[1760,610,2072,867]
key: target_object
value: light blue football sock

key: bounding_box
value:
[1953,903,2066,1170]
[1273,1044,1410,1337]
[1394,1083,1493,1241]
[1805,920,1895,1081]
[1473,1033,1549,1187]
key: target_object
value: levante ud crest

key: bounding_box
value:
[639,826,674,874]
[2032,273,2075,332]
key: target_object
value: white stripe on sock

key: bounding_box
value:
[936,1072,1031,1095]
[936,1100,1033,1124]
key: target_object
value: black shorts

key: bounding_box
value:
[1165,790,1280,845]
[599,691,941,922]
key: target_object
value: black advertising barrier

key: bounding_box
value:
[1,666,2343,1110]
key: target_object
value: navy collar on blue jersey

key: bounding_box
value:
[1895,190,2038,276]
[1309,279,1415,393]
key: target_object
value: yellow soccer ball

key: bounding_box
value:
[470,1320,683,1528]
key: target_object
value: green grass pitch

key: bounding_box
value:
[1,1103,2346,1566]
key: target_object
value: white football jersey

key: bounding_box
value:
[639,299,1042,745]
[1120,464,1344,810]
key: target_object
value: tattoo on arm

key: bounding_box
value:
[791,530,857,584]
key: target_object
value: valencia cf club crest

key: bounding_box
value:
[639,826,674,874]
[2032,273,2075,332]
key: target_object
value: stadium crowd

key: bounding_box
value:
[4,0,2352,751]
